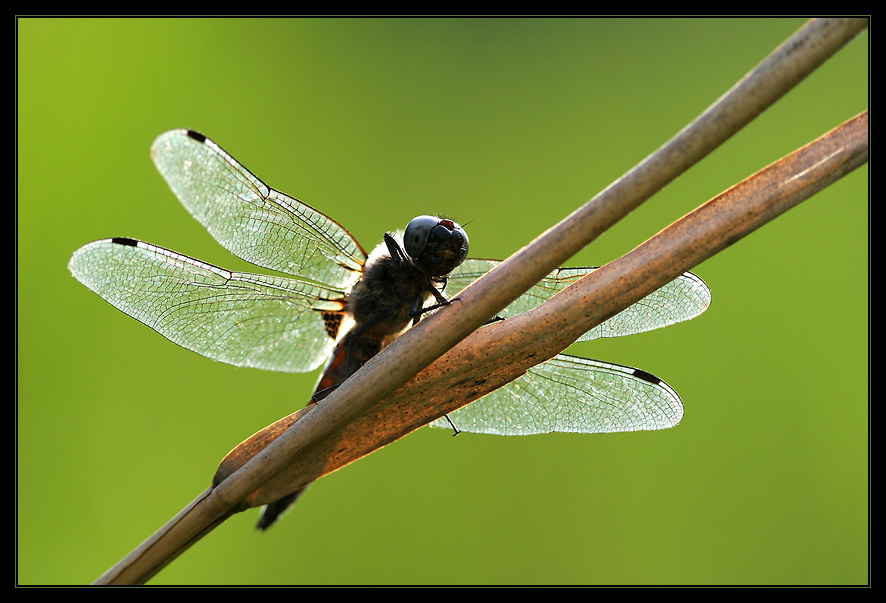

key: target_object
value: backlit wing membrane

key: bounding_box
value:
[430,354,683,435]
[151,129,367,289]
[68,238,346,373]
[435,260,709,434]
[71,129,711,441]
[446,259,711,341]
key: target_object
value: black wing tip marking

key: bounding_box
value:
[631,368,662,385]
[186,129,207,143]
[110,237,138,247]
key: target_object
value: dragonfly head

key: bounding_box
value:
[403,215,469,276]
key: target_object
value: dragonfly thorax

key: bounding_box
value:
[347,250,436,344]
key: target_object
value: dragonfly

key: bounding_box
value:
[69,129,711,530]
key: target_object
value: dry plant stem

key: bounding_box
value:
[99,109,868,587]
[94,18,867,585]
[238,110,868,507]
[215,14,868,507]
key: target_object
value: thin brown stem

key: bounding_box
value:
[93,18,868,585]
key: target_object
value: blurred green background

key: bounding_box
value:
[17,17,867,585]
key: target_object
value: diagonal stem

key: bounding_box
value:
[93,17,868,585]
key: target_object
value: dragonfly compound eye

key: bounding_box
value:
[404,216,469,276]
[403,215,441,259]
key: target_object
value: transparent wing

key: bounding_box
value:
[69,238,347,373]
[430,354,683,435]
[446,259,711,341]
[151,129,366,290]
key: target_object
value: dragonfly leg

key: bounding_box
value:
[312,363,459,435]
[311,383,340,403]
[443,414,460,436]
[409,296,462,326]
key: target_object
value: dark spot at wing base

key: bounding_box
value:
[321,311,344,339]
